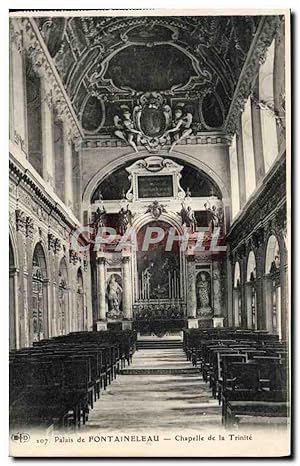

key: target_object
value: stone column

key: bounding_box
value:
[25,217,35,343]
[83,258,93,332]
[72,144,83,222]
[274,20,286,156]
[47,236,59,337]
[44,279,51,339]
[9,266,20,349]
[251,88,265,185]
[236,116,247,209]
[279,234,288,341]
[63,125,74,210]
[40,77,55,187]
[240,253,248,329]
[212,260,225,327]
[186,255,197,327]
[16,210,30,347]
[97,257,107,329]
[255,241,265,330]
[212,260,223,316]
[226,248,233,327]
[10,24,27,154]
[122,256,132,319]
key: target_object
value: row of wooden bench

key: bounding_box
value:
[9,330,137,430]
[183,328,289,427]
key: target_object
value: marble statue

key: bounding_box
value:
[197,272,212,317]
[107,275,122,317]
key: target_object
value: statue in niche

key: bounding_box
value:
[114,105,142,153]
[118,204,134,235]
[196,271,212,317]
[204,201,224,233]
[107,275,122,318]
[165,104,193,153]
[179,203,197,232]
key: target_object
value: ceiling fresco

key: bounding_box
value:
[34,15,262,137]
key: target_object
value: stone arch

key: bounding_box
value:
[246,250,257,282]
[57,256,70,335]
[9,223,19,269]
[233,261,241,288]
[32,242,48,278]
[133,211,184,237]
[31,236,50,277]
[31,242,49,343]
[58,256,69,282]
[265,234,280,275]
[246,250,257,329]
[82,149,229,208]
[263,234,282,337]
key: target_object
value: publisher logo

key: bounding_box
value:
[11,432,30,443]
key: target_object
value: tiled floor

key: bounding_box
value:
[83,349,221,433]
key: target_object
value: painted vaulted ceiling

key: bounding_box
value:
[34,15,261,137]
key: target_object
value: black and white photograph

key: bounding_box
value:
[8,8,291,457]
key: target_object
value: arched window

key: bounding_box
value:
[32,243,48,343]
[265,234,280,274]
[259,39,278,172]
[58,257,69,335]
[233,262,242,327]
[246,251,257,329]
[264,235,281,337]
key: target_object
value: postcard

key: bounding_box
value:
[9,8,291,457]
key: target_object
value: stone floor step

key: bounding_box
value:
[137,343,183,349]
[120,367,199,375]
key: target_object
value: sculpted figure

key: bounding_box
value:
[118,205,134,235]
[204,202,224,233]
[166,104,193,153]
[197,272,212,316]
[94,205,106,230]
[114,105,142,153]
[107,275,122,316]
[179,203,197,232]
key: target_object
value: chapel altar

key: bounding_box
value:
[88,155,226,332]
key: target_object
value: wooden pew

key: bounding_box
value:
[10,329,137,429]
